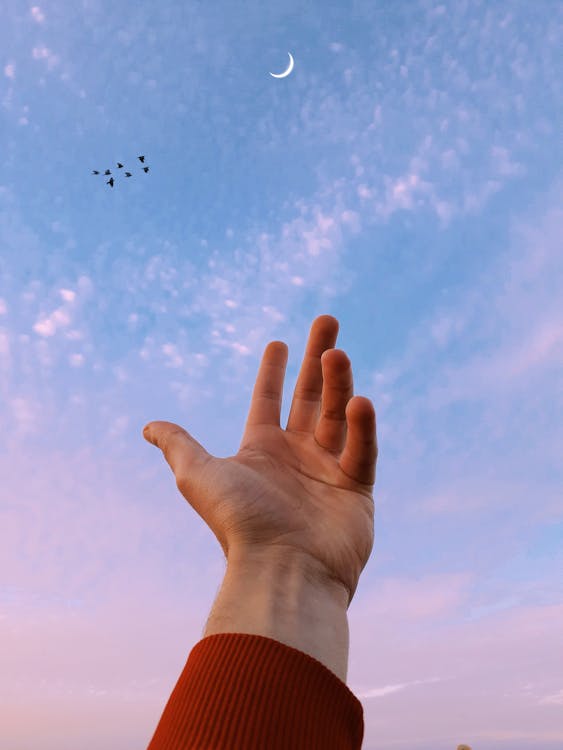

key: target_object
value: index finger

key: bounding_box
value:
[242,340,289,430]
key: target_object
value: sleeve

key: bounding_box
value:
[146,632,364,750]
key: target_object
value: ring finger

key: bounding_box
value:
[314,348,354,454]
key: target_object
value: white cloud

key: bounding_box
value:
[31,46,59,71]
[69,353,85,368]
[60,289,76,303]
[491,145,525,177]
[33,307,72,337]
[30,6,45,24]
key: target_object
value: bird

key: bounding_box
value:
[138,155,145,163]
[106,177,114,187]
[125,172,132,177]
[142,166,149,173]
[104,169,111,175]
[92,170,100,175]
[117,162,124,168]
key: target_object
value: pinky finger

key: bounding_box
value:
[339,396,377,486]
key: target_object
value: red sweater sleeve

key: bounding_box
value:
[146,633,364,749]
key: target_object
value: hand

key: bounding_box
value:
[143,315,377,606]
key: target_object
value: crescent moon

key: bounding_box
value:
[270,52,294,79]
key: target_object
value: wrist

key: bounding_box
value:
[203,547,350,682]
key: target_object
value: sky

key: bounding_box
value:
[0,1,562,748]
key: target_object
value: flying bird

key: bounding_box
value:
[92,157,150,184]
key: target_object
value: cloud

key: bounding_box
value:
[30,6,46,24]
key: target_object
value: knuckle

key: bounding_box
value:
[294,385,321,401]
[161,426,184,452]
[322,407,347,421]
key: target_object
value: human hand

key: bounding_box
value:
[143,314,377,606]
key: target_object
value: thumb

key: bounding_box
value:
[143,420,213,488]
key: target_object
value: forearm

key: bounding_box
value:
[203,548,351,683]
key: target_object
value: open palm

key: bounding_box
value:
[143,315,377,606]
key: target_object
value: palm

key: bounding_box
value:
[145,315,377,607]
[196,423,374,604]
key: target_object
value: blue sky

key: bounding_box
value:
[1,1,562,748]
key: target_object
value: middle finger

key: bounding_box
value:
[286,315,340,434]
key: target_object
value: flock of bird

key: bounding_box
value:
[92,155,150,187]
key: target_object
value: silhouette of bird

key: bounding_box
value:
[125,172,132,177]
[138,155,145,163]
[117,162,124,168]
[92,170,100,175]
[106,177,114,187]
[104,169,111,175]
[143,166,149,173]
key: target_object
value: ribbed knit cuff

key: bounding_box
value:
[147,632,364,749]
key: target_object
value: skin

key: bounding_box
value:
[143,314,378,608]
